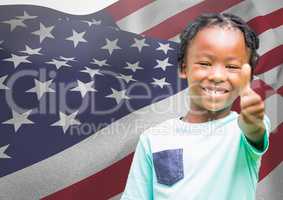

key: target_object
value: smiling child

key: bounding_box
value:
[121,13,270,200]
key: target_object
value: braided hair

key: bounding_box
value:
[178,13,259,78]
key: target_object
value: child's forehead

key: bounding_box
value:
[189,26,246,48]
[187,26,249,60]
[194,26,243,41]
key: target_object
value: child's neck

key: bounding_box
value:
[183,107,231,123]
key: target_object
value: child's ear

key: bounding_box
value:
[179,63,187,79]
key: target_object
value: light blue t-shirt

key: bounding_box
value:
[121,111,270,200]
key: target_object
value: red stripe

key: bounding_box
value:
[255,45,283,75]
[141,0,243,39]
[141,1,282,40]
[105,0,153,21]
[260,122,283,180]
[41,153,134,200]
[277,85,283,96]
[231,79,276,112]
[248,8,283,35]
[250,79,276,100]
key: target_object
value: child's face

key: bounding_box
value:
[180,26,250,114]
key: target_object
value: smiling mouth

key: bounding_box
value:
[201,87,229,96]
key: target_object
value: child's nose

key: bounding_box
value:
[207,65,228,82]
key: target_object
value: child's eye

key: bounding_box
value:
[198,62,211,66]
[226,65,240,69]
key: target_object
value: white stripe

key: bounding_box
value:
[170,35,180,43]
[0,0,118,15]
[258,25,283,56]
[169,0,283,42]
[108,193,122,200]
[226,0,283,57]
[119,0,283,35]
[0,89,189,199]
[257,64,283,90]
[117,0,204,34]
[264,94,283,133]
[224,0,283,22]
[256,162,283,200]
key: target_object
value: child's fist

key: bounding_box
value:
[239,64,264,131]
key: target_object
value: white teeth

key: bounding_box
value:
[204,88,225,95]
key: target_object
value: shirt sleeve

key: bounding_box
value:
[120,133,154,200]
[240,114,271,159]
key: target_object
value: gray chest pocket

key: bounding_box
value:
[152,149,184,186]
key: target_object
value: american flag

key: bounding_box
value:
[0,0,282,199]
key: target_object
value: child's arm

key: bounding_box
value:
[238,64,266,149]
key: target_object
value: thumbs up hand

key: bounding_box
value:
[238,64,265,144]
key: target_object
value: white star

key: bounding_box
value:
[51,111,81,133]
[20,45,42,55]
[26,79,55,100]
[16,11,37,20]
[91,58,110,67]
[4,54,31,68]
[46,59,71,70]
[131,38,149,52]
[66,30,87,48]
[2,19,26,31]
[151,77,170,88]
[156,42,173,54]
[0,145,11,159]
[59,56,77,62]
[117,74,136,83]
[80,67,103,78]
[124,61,143,72]
[101,38,121,55]
[71,80,96,98]
[106,88,130,104]
[82,19,101,26]
[32,23,55,43]
[0,75,9,90]
[3,110,34,132]
[154,57,173,71]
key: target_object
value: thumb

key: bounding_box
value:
[240,63,252,97]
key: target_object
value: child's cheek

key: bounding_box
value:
[190,71,209,86]
[228,74,243,93]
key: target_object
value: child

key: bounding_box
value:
[120,13,270,200]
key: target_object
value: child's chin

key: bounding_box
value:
[203,104,230,113]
